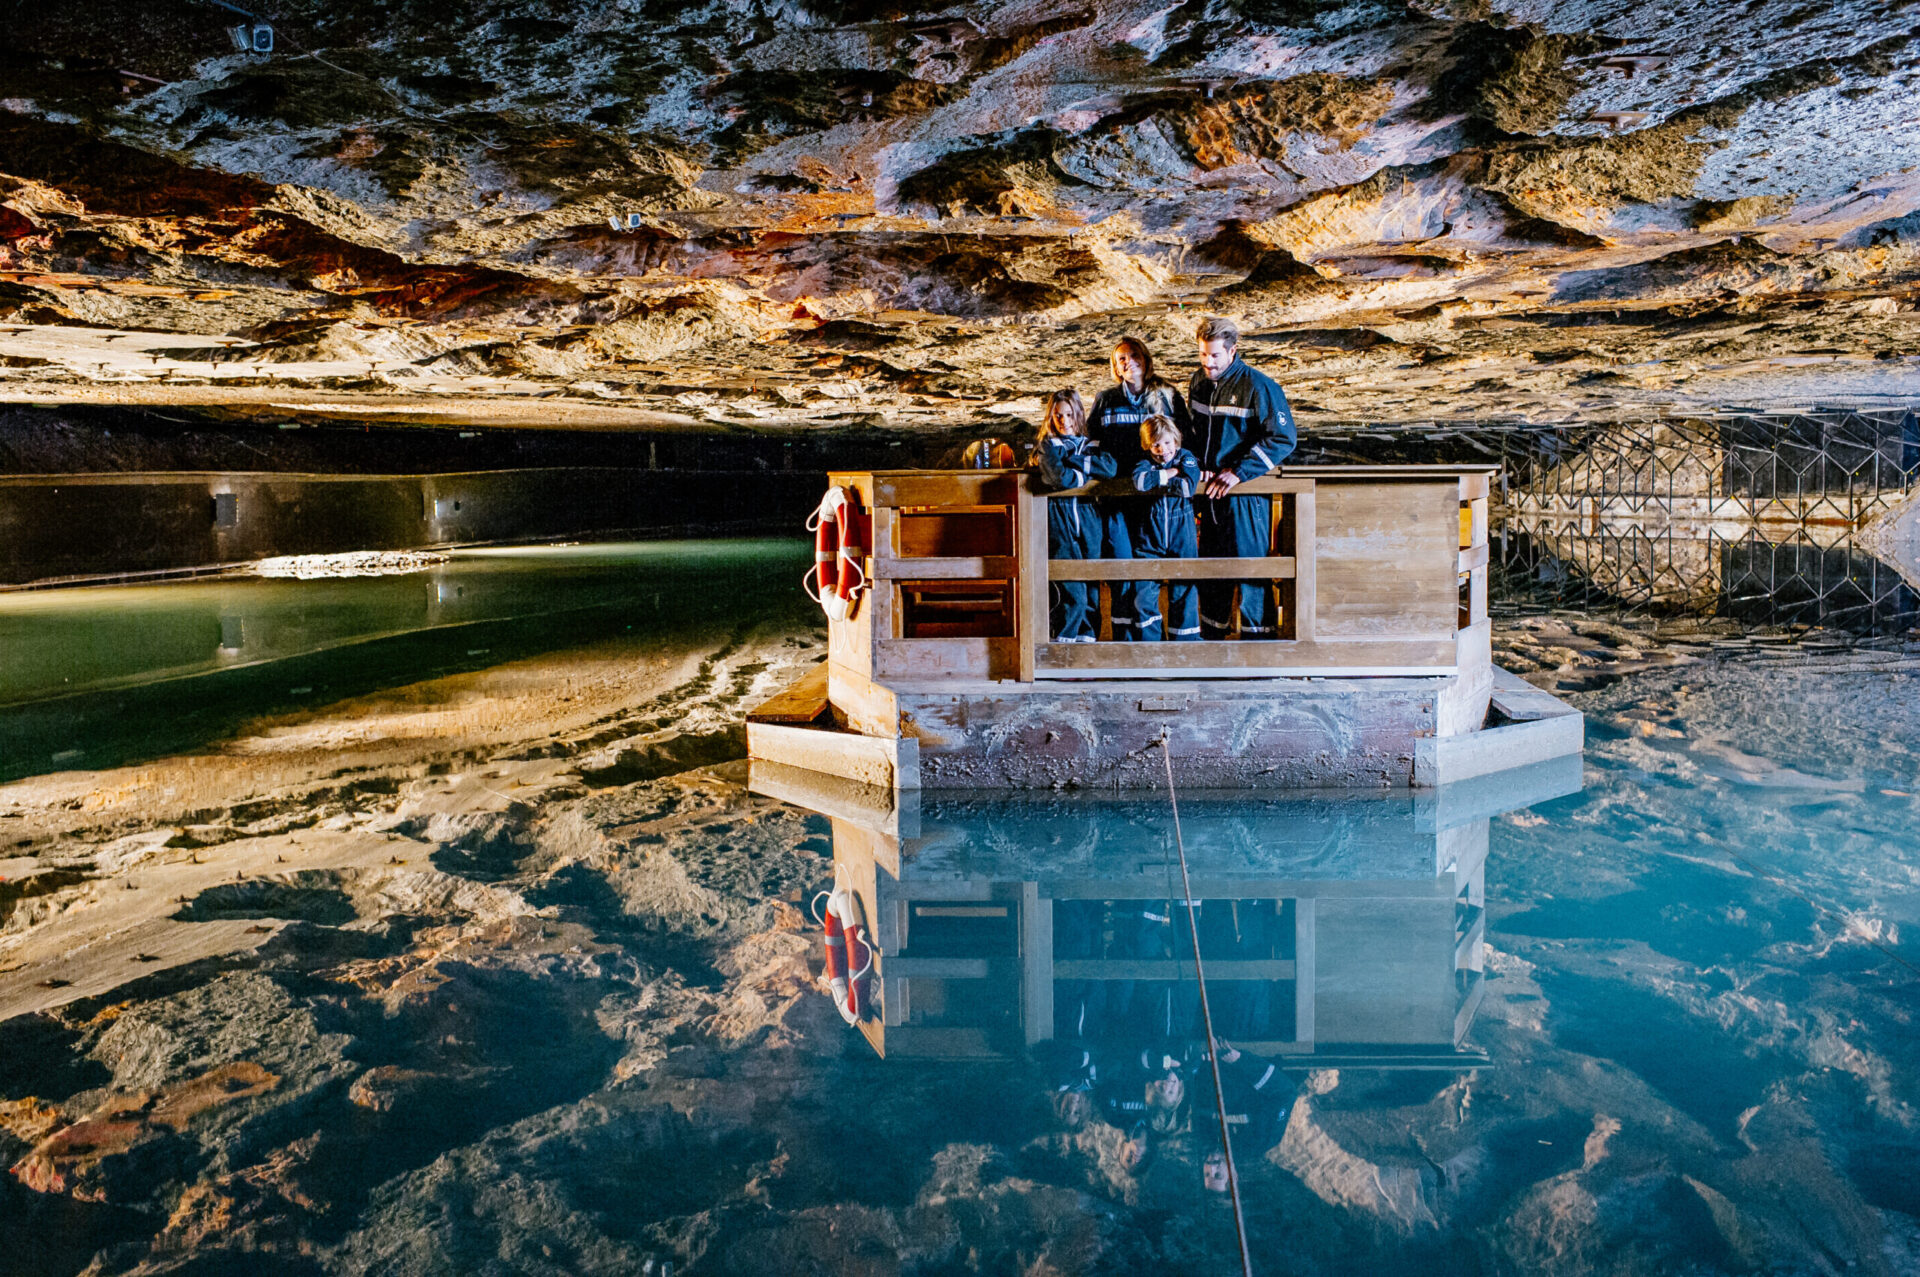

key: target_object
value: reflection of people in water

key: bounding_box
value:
[1037,1028,1297,1212]
[1190,1041,1298,1162]
[1107,898,1289,1042]
[1037,895,1304,1206]
[1053,898,1292,1044]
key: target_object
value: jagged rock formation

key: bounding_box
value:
[0,0,1916,432]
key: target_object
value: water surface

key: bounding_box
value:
[0,539,812,780]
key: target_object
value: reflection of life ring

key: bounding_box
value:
[812,882,875,1025]
[804,487,869,622]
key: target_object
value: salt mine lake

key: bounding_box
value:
[0,540,815,783]
[1,536,1918,1275]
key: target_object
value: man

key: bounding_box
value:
[1187,317,1297,640]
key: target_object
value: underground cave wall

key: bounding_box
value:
[0,467,824,584]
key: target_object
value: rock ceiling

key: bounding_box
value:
[1,0,1918,435]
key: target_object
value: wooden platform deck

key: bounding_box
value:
[749,465,1580,790]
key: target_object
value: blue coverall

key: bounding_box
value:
[1129,448,1202,641]
[1087,381,1187,638]
[1037,434,1117,641]
[1186,356,1297,639]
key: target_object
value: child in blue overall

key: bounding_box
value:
[1129,414,1202,641]
[1035,389,1116,642]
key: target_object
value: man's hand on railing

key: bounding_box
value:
[1202,470,1241,500]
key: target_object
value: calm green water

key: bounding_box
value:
[0,540,813,780]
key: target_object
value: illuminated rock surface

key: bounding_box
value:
[1,0,1916,429]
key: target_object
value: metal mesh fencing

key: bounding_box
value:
[1304,406,1920,636]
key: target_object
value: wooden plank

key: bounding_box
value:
[1292,486,1316,642]
[1489,669,1581,722]
[1313,481,1460,638]
[866,471,1020,508]
[1051,474,1318,500]
[885,956,991,978]
[1458,472,1491,501]
[1042,878,1457,900]
[874,553,1018,581]
[1033,637,1459,674]
[895,508,1013,558]
[873,636,1018,680]
[1458,543,1489,573]
[1047,556,1296,582]
[1417,713,1582,785]
[746,721,903,789]
[745,661,829,724]
[827,662,900,737]
[852,466,1495,481]
[1022,884,1052,1047]
[1017,485,1047,682]
[874,1026,1001,1058]
[1295,897,1316,1046]
[746,759,903,842]
[1031,467,1496,502]
[868,508,895,640]
[1051,959,1297,980]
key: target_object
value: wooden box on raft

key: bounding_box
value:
[747,466,1582,790]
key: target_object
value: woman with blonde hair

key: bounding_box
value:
[1035,388,1116,642]
[1087,337,1188,640]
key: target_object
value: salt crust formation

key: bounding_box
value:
[1,608,1917,1273]
[0,0,1916,431]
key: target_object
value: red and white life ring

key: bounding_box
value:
[804,487,869,622]
[813,882,875,1025]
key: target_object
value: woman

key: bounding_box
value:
[1035,389,1116,642]
[1086,338,1188,640]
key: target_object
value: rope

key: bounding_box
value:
[1160,737,1255,1277]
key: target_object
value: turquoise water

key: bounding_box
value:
[0,540,813,780]
[3,541,1919,1273]
[736,658,1920,1274]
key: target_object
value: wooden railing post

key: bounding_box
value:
[1016,477,1046,682]
[1292,482,1316,642]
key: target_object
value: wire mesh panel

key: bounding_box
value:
[1494,522,1920,637]
[1306,407,1920,527]
[1302,406,1920,636]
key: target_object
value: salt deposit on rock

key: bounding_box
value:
[252,551,450,579]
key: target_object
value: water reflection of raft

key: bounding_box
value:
[748,467,1582,790]
[752,755,1581,1063]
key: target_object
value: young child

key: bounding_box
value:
[1036,388,1116,642]
[1129,414,1201,641]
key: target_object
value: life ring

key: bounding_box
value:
[812,881,875,1025]
[803,486,869,623]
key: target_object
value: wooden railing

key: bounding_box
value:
[828,465,1493,684]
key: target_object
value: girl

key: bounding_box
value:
[1129,414,1202,641]
[1036,388,1116,642]
[1087,338,1188,640]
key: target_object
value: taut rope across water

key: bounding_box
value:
[1160,736,1255,1277]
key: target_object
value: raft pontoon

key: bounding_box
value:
[748,466,1581,790]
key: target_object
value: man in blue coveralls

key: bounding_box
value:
[1187,317,1298,640]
